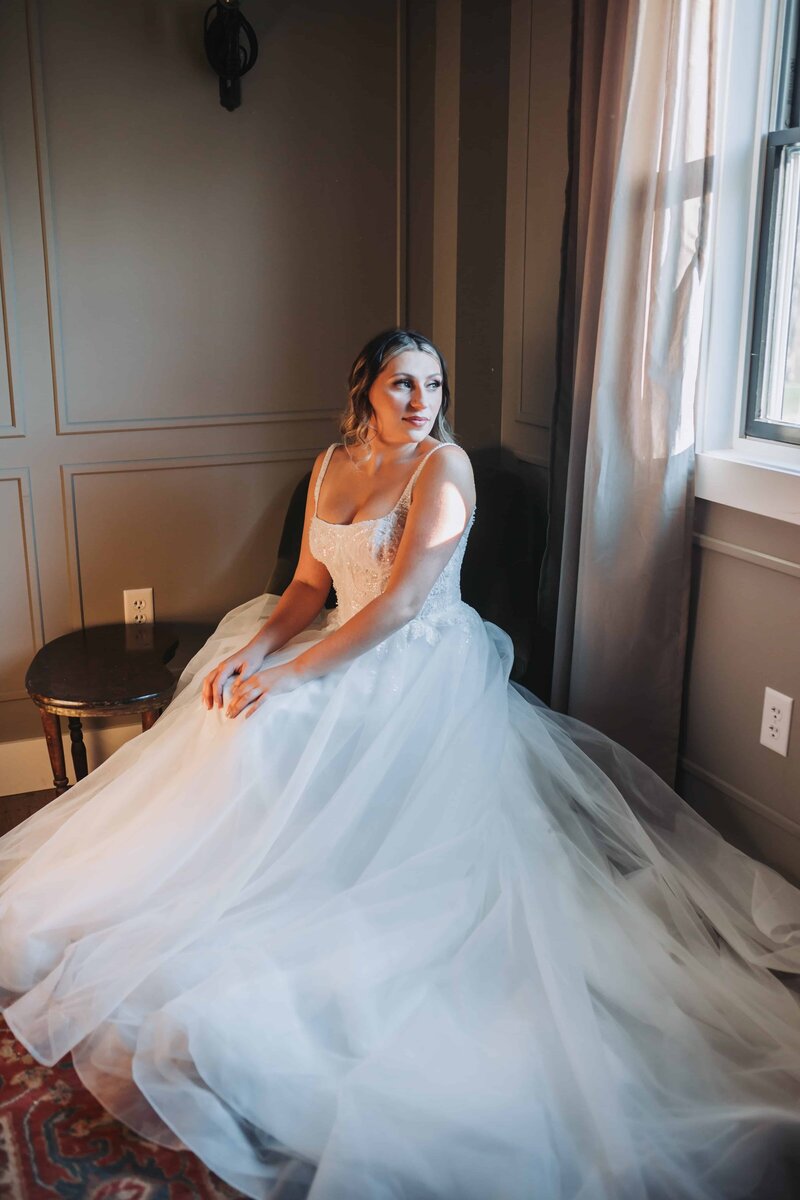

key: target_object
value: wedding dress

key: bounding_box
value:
[1,441,800,1200]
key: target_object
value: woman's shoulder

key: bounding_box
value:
[311,442,340,473]
[424,441,472,475]
[308,444,340,501]
[415,441,475,503]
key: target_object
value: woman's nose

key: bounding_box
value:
[408,387,424,408]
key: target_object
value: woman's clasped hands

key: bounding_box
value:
[201,646,306,720]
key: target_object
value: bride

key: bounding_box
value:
[1,328,799,1200]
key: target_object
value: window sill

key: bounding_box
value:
[695,449,800,526]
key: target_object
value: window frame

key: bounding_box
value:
[694,0,800,526]
[744,0,800,447]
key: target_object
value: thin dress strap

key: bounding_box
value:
[400,441,451,503]
[313,443,339,516]
[315,440,452,519]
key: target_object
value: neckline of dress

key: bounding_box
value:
[312,490,409,530]
[314,444,442,529]
[313,514,397,529]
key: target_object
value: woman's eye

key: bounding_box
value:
[427,380,442,390]
[394,379,413,389]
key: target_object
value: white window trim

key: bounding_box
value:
[696,0,800,525]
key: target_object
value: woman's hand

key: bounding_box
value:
[201,645,265,711]
[225,662,306,720]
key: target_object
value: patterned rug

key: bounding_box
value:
[0,1019,311,1200]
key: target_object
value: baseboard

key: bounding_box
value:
[679,757,800,886]
[0,721,140,796]
[680,756,800,839]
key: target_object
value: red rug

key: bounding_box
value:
[0,1019,247,1199]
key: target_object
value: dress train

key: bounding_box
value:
[1,442,799,1199]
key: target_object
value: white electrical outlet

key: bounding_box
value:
[123,587,154,626]
[759,687,793,757]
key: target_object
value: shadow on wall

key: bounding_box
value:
[464,447,548,693]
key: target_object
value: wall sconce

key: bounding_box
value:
[204,0,258,112]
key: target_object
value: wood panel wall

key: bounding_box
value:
[0,0,405,789]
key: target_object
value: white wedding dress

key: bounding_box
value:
[2,441,800,1200]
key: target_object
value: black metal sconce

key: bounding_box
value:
[204,0,258,112]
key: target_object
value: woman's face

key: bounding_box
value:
[367,349,443,444]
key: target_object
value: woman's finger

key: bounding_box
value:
[229,666,258,699]
[214,664,233,709]
[202,668,218,709]
[243,691,268,719]
[228,679,266,719]
[225,680,249,718]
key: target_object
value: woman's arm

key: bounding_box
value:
[252,576,330,653]
[202,449,333,709]
[225,445,475,718]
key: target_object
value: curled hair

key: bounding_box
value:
[340,328,456,456]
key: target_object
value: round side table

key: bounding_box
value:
[25,622,215,795]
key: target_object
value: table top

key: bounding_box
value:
[25,622,216,712]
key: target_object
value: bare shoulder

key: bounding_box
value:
[428,442,473,481]
[416,443,475,504]
[310,443,336,479]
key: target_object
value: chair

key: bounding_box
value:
[265,451,540,682]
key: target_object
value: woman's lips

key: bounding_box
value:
[404,416,428,425]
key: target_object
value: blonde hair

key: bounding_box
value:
[340,328,456,457]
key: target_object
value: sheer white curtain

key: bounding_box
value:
[540,0,719,784]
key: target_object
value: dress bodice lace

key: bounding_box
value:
[309,442,476,640]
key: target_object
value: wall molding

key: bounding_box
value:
[502,0,530,428]
[395,0,408,326]
[516,0,543,427]
[680,755,800,840]
[61,447,319,628]
[0,731,56,794]
[0,719,140,796]
[0,82,22,438]
[501,0,558,469]
[515,450,549,469]
[24,2,403,435]
[432,0,461,395]
[692,531,800,579]
[0,468,44,702]
[502,0,555,431]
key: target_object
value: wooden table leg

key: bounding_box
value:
[39,710,69,795]
[141,709,158,732]
[68,715,88,781]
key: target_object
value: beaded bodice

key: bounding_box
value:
[309,442,476,633]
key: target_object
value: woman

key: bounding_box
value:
[1,328,799,1200]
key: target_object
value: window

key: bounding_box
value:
[747,0,800,446]
[695,0,800,524]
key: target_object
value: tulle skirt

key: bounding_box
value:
[1,594,799,1200]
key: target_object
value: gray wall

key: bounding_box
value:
[680,502,800,886]
[0,0,569,786]
[0,0,403,777]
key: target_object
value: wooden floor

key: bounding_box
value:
[0,788,55,837]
